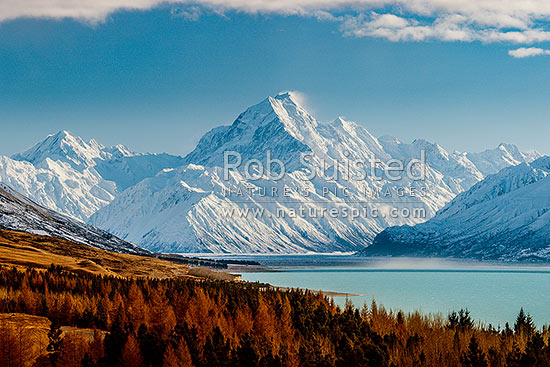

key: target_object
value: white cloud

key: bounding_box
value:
[171,6,201,21]
[3,0,550,50]
[341,13,475,42]
[508,47,550,58]
[340,10,550,45]
[368,13,410,29]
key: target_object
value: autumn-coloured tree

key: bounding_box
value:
[2,265,550,366]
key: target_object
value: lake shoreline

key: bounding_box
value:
[231,256,550,327]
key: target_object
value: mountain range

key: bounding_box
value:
[0,93,543,254]
[362,156,550,262]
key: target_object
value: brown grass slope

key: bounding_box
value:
[0,229,237,280]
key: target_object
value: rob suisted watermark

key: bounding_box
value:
[217,150,429,220]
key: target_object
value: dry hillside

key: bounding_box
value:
[0,229,238,280]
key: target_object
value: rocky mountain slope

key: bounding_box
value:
[0,182,147,255]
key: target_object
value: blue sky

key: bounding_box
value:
[1,2,550,156]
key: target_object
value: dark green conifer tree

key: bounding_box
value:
[460,336,487,367]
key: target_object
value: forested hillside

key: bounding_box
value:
[1,265,550,366]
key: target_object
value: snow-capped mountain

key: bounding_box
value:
[0,130,184,220]
[90,93,540,253]
[466,143,542,176]
[363,156,550,261]
[0,183,147,255]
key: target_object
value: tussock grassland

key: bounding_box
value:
[0,229,238,280]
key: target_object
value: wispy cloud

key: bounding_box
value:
[340,14,550,49]
[508,47,550,58]
[171,6,202,21]
[3,1,550,56]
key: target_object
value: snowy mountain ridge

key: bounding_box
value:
[0,131,185,220]
[363,156,550,261]
[12,130,109,169]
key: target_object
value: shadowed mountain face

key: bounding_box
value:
[90,93,541,254]
[363,156,550,262]
[0,183,148,255]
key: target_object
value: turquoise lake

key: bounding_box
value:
[229,256,550,328]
